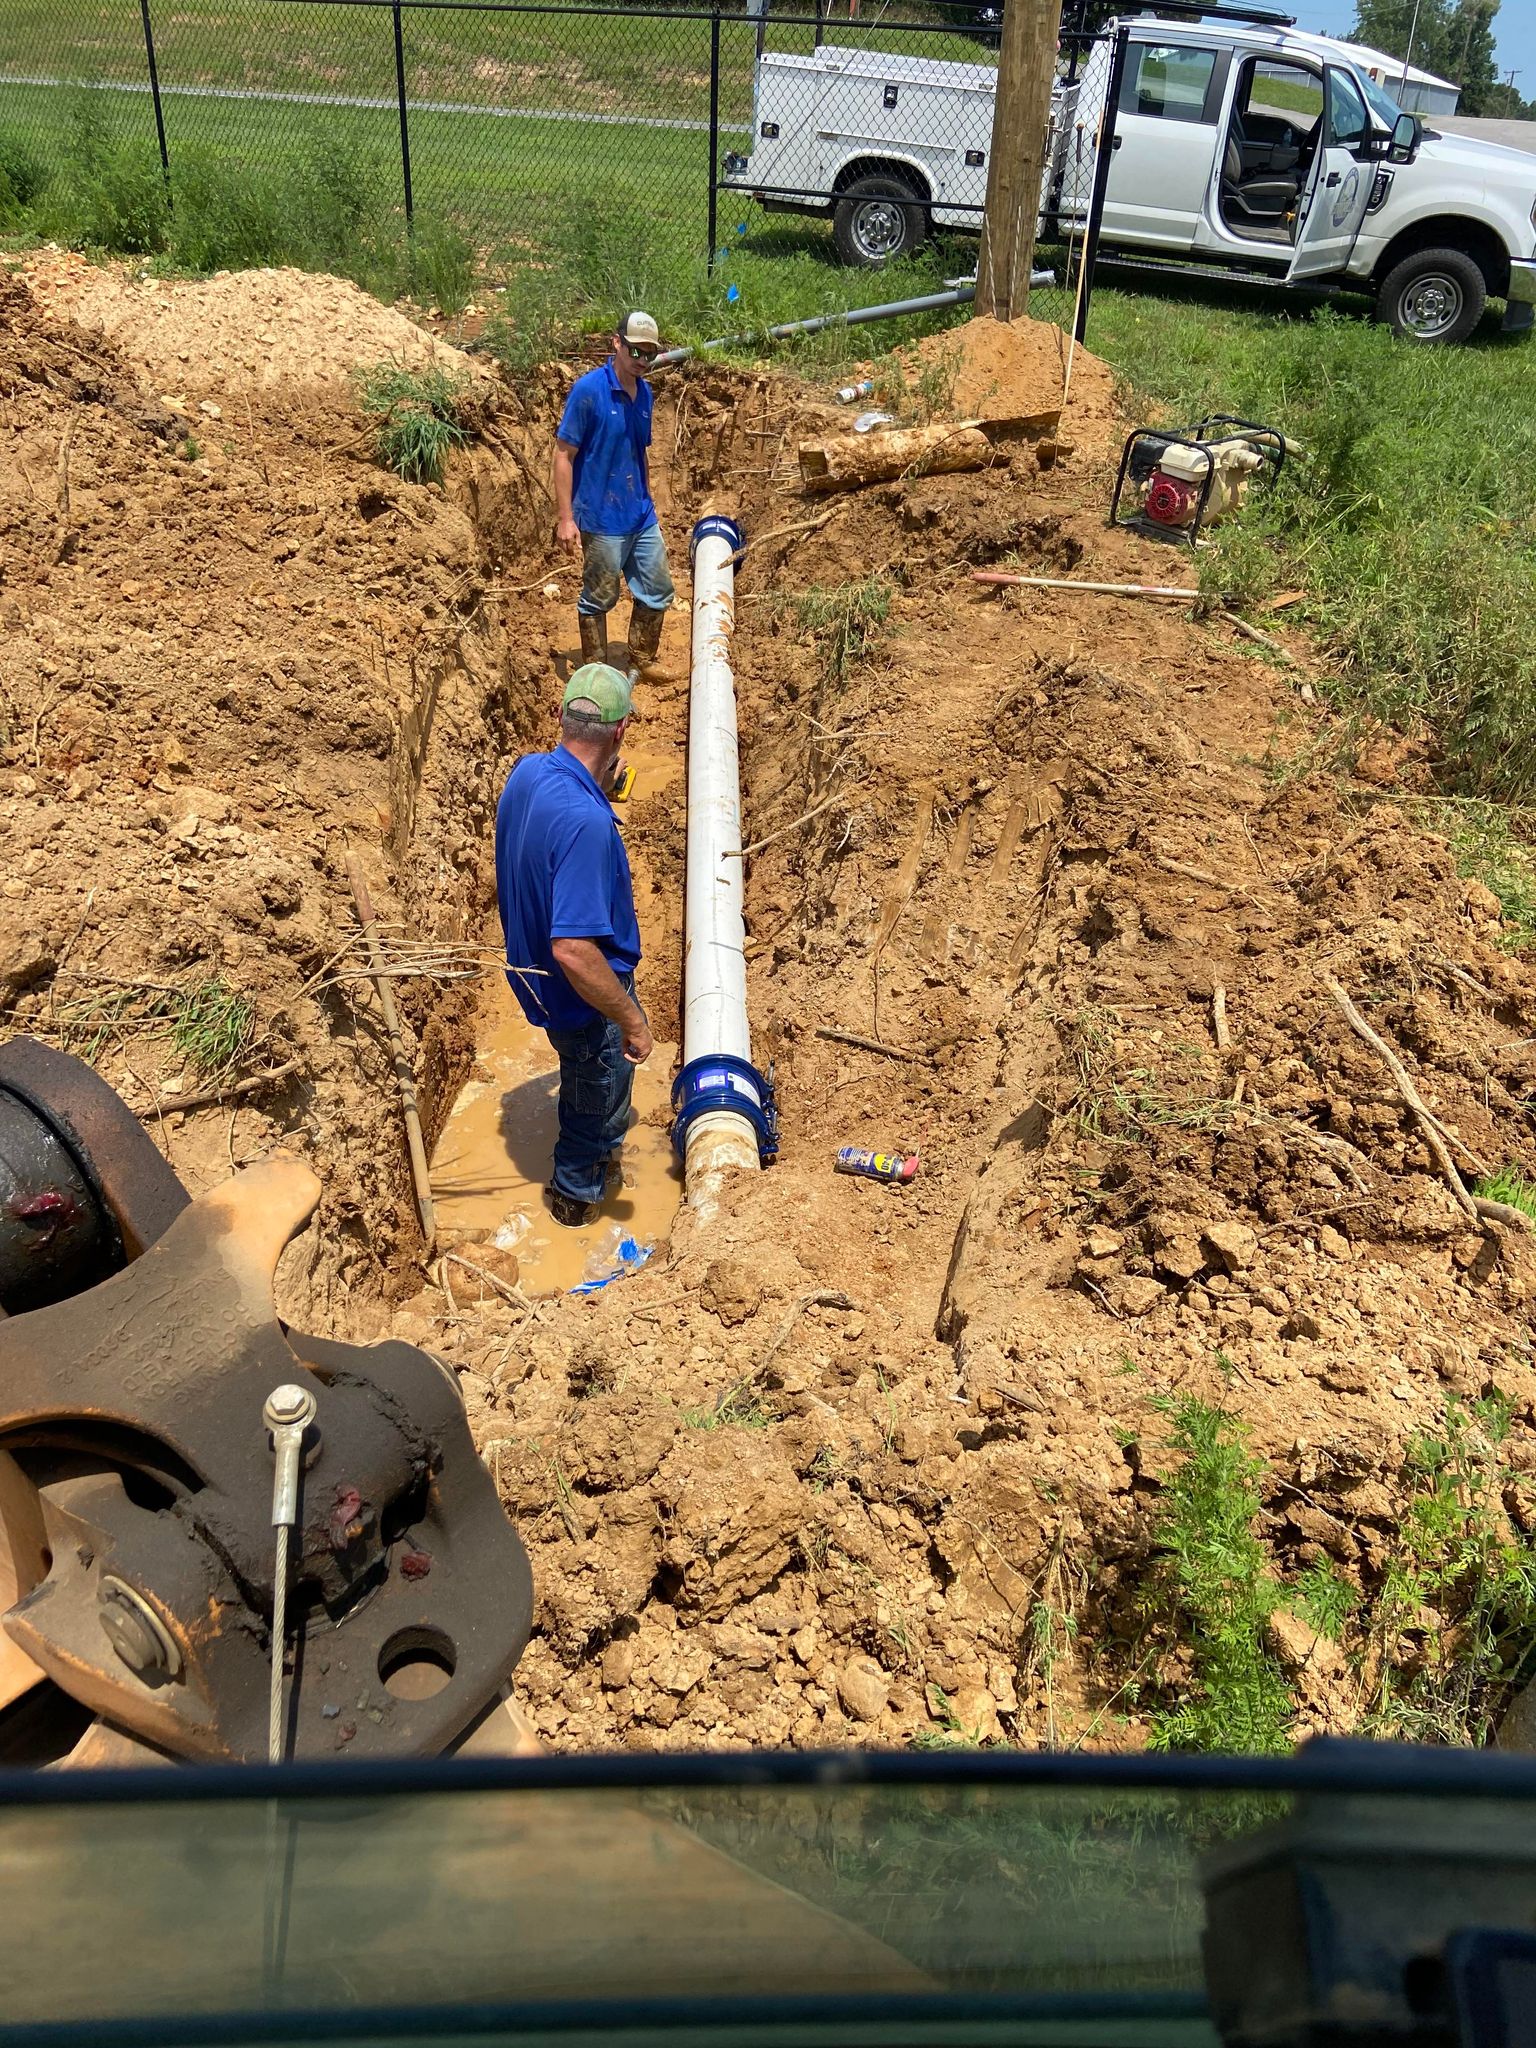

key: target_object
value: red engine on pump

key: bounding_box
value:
[1143,470,1199,528]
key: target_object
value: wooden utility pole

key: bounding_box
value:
[976,0,1064,322]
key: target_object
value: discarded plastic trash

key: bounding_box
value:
[570,1226,655,1294]
[836,379,876,405]
[836,1146,919,1184]
[852,411,895,434]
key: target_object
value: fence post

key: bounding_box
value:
[138,0,171,192]
[706,3,722,275]
[1072,21,1129,346]
[393,0,415,228]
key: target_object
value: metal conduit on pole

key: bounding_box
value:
[670,515,778,1213]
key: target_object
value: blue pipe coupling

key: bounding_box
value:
[690,513,744,565]
[671,1054,778,1165]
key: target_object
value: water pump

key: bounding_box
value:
[1111,414,1287,547]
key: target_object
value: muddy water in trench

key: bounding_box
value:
[429,743,685,1295]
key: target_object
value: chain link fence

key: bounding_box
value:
[0,0,1115,338]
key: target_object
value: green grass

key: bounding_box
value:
[1473,1168,1536,1222]
[0,0,988,131]
[356,360,472,484]
[1143,1397,1294,1756]
[682,1384,775,1430]
[1411,796,1536,951]
[58,974,254,1076]
[1086,288,1536,805]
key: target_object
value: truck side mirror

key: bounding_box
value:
[1388,111,1418,164]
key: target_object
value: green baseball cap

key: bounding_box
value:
[562,662,633,724]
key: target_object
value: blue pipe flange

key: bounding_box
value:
[671,1053,778,1165]
[690,513,744,566]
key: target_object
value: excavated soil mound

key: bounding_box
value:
[19,251,480,397]
[903,312,1123,461]
[8,276,1536,1763]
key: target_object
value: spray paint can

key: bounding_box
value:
[836,1146,919,1184]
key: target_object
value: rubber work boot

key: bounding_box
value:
[624,600,675,681]
[578,612,607,668]
[545,1185,593,1228]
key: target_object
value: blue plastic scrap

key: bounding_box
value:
[569,1235,654,1296]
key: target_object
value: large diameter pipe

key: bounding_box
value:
[676,514,771,1206]
[651,273,1055,369]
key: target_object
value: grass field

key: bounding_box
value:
[1,0,990,131]
[0,0,1005,324]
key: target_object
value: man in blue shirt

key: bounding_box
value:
[554,310,676,681]
[495,662,653,1227]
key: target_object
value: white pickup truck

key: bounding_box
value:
[722,12,1536,343]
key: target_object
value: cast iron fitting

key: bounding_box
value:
[0,1085,112,1317]
[671,1055,778,1165]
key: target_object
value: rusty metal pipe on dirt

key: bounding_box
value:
[670,516,778,1213]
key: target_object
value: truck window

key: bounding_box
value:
[1245,60,1323,133]
[1120,43,1219,124]
[1325,69,1369,148]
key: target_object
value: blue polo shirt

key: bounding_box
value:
[495,748,641,1032]
[556,360,656,537]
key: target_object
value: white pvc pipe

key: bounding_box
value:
[683,517,760,1200]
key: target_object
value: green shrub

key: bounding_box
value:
[1369,1393,1536,1746]
[0,133,48,219]
[408,217,476,317]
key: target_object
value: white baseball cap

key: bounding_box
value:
[618,310,660,350]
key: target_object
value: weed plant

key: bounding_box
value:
[1368,1393,1536,1746]
[1143,1397,1293,1755]
[787,578,895,693]
[1408,797,1536,950]
[356,362,472,486]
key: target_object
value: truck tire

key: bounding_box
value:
[1375,247,1486,344]
[833,176,927,268]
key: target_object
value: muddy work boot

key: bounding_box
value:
[578,613,608,668]
[545,1185,593,1229]
[623,601,677,682]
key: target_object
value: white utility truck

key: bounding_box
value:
[722,11,1536,342]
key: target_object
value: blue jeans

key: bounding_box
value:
[578,523,675,617]
[545,1002,637,1206]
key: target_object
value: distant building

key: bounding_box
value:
[1333,38,1460,115]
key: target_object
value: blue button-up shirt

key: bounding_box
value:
[557,359,656,537]
[495,748,641,1031]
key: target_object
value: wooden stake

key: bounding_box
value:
[976,0,1065,321]
[1212,986,1231,1053]
[346,855,436,1248]
[972,571,1199,600]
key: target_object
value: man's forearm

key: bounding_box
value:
[552,444,576,525]
[550,939,640,1026]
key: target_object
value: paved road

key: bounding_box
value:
[1432,115,1536,156]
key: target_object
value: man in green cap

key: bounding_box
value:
[495,662,652,1227]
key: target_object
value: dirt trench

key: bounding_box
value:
[7,264,1536,1759]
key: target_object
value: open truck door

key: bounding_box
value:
[1286,65,1375,283]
